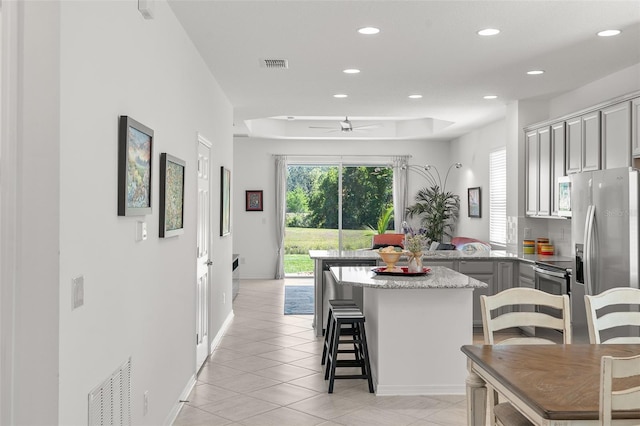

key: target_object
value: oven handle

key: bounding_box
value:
[533,267,567,279]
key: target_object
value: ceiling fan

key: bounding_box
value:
[309,116,381,133]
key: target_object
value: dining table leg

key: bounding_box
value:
[465,366,487,426]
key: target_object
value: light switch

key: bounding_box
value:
[136,221,147,242]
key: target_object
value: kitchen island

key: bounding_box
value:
[310,249,572,338]
[329,265,487,395]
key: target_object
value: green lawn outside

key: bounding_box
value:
[284,227,374,275]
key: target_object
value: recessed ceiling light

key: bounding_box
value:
[597,29,621,37]
[333,94,348,98]
[527,70,545,75]
[358,27,380,35]
[477,28,500,36]
[343,69,361,74]
[408,94,423,99]
[484,95,498,100]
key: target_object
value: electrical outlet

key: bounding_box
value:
[143,391,149,416]
[223,292,226,304]
[72,276,84,310]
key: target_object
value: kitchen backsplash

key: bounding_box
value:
[517,216,572,257]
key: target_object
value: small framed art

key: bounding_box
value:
[118,116,153,216]
[468,187,481,218]
[246,190,263,211]
[159,153,186,238]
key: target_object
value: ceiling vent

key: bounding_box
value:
[260,59,289,69]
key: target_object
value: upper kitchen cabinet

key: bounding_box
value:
[601,101,631,169]
[551,122,566,216]
[632,98,640,157]
[526,126,551,217]
[566,111,601,174]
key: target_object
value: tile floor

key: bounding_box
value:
[173,278,476,426]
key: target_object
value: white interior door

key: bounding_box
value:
[196,136,212,369]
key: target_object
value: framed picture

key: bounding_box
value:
[220,167,231,236]
[118,116,153,216]
[159,153,186,238]
[245,190,263,211]
[468,187,481,218]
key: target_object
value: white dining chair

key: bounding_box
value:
[585,287,640,344]
[599,353,640,426]
[481,287,572,426]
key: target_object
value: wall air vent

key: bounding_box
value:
[260,59,289,69]
[88,358,131,426]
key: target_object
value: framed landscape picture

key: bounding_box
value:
[245,190,263,211]
[468,187,481,218]
[118,116,153,216]
[159,153,186,238]
[220,167,231,236]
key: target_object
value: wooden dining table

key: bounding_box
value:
[461,344,640,425]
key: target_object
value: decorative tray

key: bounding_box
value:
[372,267,431,276]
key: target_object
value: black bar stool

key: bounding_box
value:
[324,309,374,394]
[321,299,359,366]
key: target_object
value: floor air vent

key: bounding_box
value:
[260,58,288,69]
[88,358,131,426]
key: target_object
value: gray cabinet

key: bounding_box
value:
[518,261,536,335]
[538,128,551,216]
[582,111,601,172]
[566,111,601,174]
[459,260,496,328]
[526,126,551,216]
[551,122,566,216]
[632,98,640,157]
[566,116,582,174]
[496,261,514,292]
[601,101,631,169]
[525,130,539,216]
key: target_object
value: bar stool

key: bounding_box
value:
[321,299,359,366]
[324,309,374,393]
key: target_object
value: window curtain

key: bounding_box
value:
[274,155,287,279]
[392,156,409,232]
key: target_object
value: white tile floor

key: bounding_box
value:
[173,279,471,426]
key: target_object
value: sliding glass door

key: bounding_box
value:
[284,163,393,276]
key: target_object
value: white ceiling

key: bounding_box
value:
[168,0,640,140]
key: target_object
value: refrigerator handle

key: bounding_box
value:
[584,205,596,296]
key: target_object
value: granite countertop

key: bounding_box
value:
[329,266,488,289]
[310,249,572,264]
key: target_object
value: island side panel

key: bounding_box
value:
[313,258,323,336]
[364,287,473,395]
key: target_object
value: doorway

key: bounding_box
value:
[196,135,212,370]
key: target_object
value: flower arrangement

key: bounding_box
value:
[402,222,429,253]
[405,234,428,253]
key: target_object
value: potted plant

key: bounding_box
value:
[405,185,460,243]
[369,205,404,248]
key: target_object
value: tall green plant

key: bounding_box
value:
[405,185,460,243]
[371,205,394,234]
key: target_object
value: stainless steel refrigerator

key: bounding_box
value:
[570,167,640,343]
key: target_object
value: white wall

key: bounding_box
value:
[450,119,506,244]
[2,1,233,425]
[233,138,452,279]
[550,63,640,118]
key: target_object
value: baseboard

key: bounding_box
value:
[164,374,196,426]
[210,310,234,354]
[374,384,466,396]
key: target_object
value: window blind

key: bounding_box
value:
[489,149,507,246]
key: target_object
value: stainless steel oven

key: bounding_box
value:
[533,262,571,319]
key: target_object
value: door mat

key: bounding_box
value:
[284,285,314,315]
